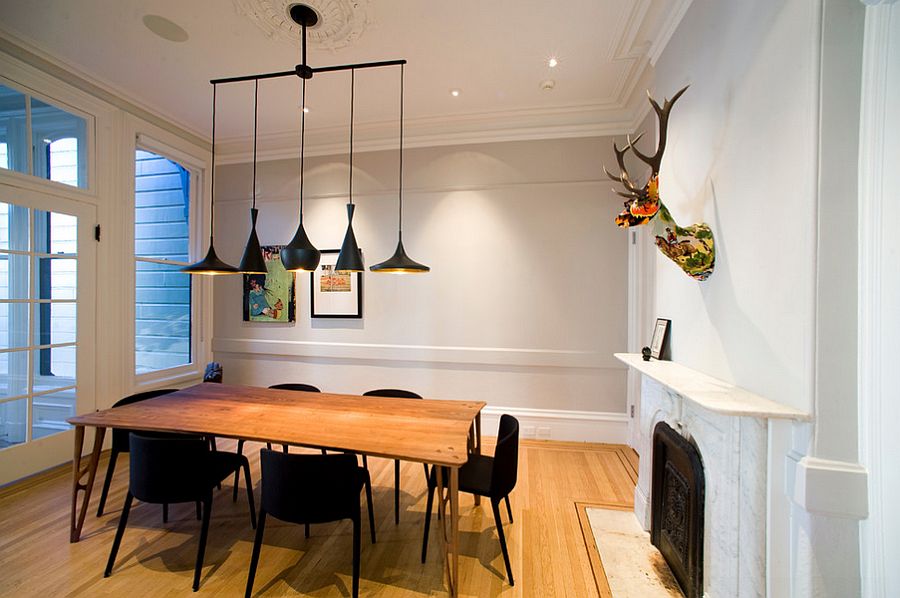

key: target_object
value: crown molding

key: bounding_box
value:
[648,0,694,67]
[0,26,209,149]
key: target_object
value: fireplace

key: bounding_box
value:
[651,421,705,598]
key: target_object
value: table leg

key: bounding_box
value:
[449,466,460,598]
[471,412,482,506]
[70,425,106,543]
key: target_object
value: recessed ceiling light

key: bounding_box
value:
[450,89,461,97]
[143,14,189,43]
[303,107,310,113]
[548,57,559,68]
[540,79,556,91]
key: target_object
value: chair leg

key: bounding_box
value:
[282,444,289,454]
[422,463,430,484]
[196,501,202,520]
[505,495,513,523]
[362,454,368,470]
[163,503,168,523]
[491,498,514,585]
[363,471,376,544]
[242,460,257,529]
[394,459,401,524]
[352,513,361,598]
[193,494,213,592]
[104,491,133,577]
[233,439,245,502]
[96,449,119,517]
[421,471,435,563]
[265,442,272,450]
[245,509,267,598]
[304,523,310,538]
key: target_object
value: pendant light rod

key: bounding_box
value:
[349,68,355,205]
[210,59,407,85]
[251,79,258,209]
[299,78,306,220]
[398,63,404,237]
[209,82,218,243]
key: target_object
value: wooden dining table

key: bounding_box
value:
[66,383,485,597]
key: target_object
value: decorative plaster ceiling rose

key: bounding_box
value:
[233,0,372,51]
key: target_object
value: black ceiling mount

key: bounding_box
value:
[289,4,319,28]
[210,3,404,85]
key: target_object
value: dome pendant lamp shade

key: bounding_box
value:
[239,80,269,274]
[335,68,364,272]
[371,63,429,273]
[182,83,239,275]
[281,64,320,271]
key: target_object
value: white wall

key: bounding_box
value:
[652,0,866,596]
[211,137,631,441]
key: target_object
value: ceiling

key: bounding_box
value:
[0,0,690,159]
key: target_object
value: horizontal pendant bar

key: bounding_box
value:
[210,59,407,84]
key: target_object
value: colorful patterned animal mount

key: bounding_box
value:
[605,86,715,281]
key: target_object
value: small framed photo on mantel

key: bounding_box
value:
[310,249,363,319]
[650,318,671,360]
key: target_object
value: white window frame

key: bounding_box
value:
[125,118,212,391]
[0,73,95,196]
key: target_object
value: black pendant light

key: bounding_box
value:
[238,80,268,274]
[335,68,365,273]
[370,64,430,274]
[182,83,239,275]
[280,13,320,272]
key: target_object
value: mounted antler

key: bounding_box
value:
[603,86,716,281]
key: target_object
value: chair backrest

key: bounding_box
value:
[490,414,520,497]
[259,450,360,524]
[203,362,223,383]
[110,389,178,451]
[268,383,321,393]
[362,388,422,399]
[128,432,211,504]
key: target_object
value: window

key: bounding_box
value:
[0,201,79,448]
[0,83,88,189]
[134,149,192,375]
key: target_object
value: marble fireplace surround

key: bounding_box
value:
[615,354,810,597]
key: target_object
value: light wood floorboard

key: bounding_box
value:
[0,439,637,597]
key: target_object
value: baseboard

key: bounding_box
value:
[481,406,629,444]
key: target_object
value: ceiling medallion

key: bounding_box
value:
[233,0,373,51]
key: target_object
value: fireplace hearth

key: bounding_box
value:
[651,421,705,598]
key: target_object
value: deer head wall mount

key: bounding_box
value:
[605,86,715,281]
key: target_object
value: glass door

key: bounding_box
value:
[0,188,95,484]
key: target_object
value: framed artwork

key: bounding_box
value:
[242,245,295,322]
[650,318,671,360]
[310,249,362,318]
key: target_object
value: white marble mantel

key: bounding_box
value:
[616,353,810,598]
[615,353,811,421]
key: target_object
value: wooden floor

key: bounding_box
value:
[0,438,637,597]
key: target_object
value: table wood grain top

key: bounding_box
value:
[68,383,485,466]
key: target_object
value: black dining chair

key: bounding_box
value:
[244,450,376,598]
[104,432,257,592]
[96,388,178,517]
[230,382,323,500]
[361,388,430,524]
[422,414,519,585]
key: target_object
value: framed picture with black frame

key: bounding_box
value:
[310,249,363,318]
[650,318,671,360]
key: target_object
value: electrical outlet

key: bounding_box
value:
[522,426,536,438]
[537,427,551,438]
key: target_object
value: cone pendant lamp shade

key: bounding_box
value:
[182,242,239,274]
[238,208,268,273]
[370,234,430,273]
[335,203,364,272]
[182,83,239,275]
